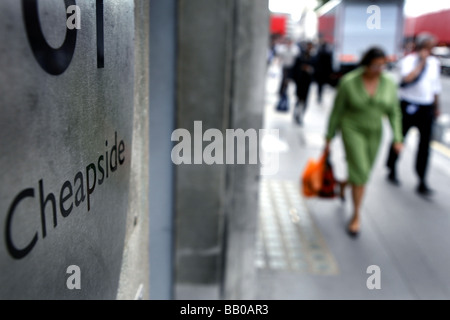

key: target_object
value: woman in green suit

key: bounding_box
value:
[325,47,403,236]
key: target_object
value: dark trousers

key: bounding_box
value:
[278,67,292,97]
[316,80,326,102]
[294,70,312,109]
[295,79,311,108]
[386,100,435,184]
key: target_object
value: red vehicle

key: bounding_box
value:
[270,14,288,37]
[405,9,450,74]
[404,9,450,46]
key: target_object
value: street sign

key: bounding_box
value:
[0,0,135,299]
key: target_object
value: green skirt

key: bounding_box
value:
[341,121,382,185]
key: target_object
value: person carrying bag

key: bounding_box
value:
[301,150,344,200]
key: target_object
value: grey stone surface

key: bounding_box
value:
[174,0,270,300]
[148,0,177,300]
[223,0,269,300]
[116,0,150,301]
[175,0,233,288]
[0,0,135,299]
[175,284,220,300]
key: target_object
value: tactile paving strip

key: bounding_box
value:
[255,179,339,275]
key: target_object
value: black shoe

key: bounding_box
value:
[346,228,359,238]
[417,183,434,196]
[387,172,400,186]
[347,219,360,238]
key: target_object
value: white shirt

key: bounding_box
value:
[276,43,300,68]
[398,53,441,105]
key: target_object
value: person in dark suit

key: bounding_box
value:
[314,37,333,105]
[292,41,315,125]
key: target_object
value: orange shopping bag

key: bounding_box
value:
[301,152,327,197]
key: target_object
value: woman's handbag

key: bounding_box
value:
[301,151,337,198]
[318,156,337,198]
[301,152,326,197]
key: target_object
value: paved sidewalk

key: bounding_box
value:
[255,62,450,300]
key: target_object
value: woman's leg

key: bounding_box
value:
[348,185,365,233]
[341,129,369,235]
[338,180,347,201]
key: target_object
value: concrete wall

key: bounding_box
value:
[117,0,150,300]
[174,0,269,299]
[223,0,270,300]
[0,0,149,300]
[175,0,234,296]
[148,0,177,300]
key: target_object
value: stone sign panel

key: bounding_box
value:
[0,0,135,299]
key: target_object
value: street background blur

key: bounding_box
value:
[246,0,450,299]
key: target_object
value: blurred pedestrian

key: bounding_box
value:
[325,47,403,236]
[314,37,333,105]
[403,38,415,57]
[292,41,315,124]
[385,33,441,196]
[275,37,300,111]
[267,33,281,66]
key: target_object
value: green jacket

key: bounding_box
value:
[326,67,403,143]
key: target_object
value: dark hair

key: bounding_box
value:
[360,47,386,66]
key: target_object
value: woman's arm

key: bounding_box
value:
[326,80,347,142]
